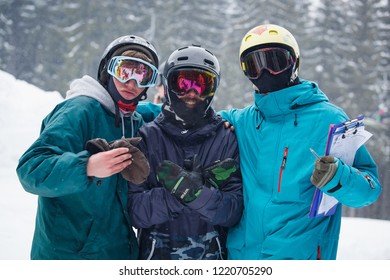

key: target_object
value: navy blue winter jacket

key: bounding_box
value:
[128,109,243,260]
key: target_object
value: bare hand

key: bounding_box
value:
[224,121,235,132]
[86,147,133,178]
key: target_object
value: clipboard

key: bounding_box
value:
[308,115,372,218]
[325,115,365,160]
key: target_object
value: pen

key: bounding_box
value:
[309,148,323,161]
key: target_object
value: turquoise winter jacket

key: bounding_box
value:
[220,80,382,260]
[16,75,152,259]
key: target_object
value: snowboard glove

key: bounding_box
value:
[85,137,150,184]
[156,160,203,203]
[202,158,239,189]
[310,156,339,188]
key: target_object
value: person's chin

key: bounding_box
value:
[121,91,139,100]
[182,99,199,108]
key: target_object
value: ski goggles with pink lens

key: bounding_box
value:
[107,56,158,87]
[241,47,296,79]
[168,68,218,98]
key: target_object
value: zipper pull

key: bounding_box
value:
[281,147,288,169]
[364,175,375,189]
[278,147,289,192]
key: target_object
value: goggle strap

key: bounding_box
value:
[111,56,158,72]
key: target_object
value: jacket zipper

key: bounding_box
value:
[278,147,289,193]
[317,245,321,260]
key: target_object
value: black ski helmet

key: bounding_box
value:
[97,35,159,87]
[163,44,220,106]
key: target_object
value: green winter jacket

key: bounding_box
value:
[16,75,143,259]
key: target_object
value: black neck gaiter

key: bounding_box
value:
[163,93,212,129]
[251,66,297,94]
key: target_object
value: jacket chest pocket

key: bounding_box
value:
[271,141,314,204]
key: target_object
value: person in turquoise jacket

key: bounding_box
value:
[219,24,382,260]
[16,35,160,259]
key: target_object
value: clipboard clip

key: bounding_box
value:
[341,115,364,138]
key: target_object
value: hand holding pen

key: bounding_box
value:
[310,148,339,188]
[310,148,323,162]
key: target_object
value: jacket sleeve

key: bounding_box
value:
[16,100,94,198]
[127,137,185,229]
[136,101,162,123]
[186,131,243,228]
[187,172,243,227]
[218,108,235,125]
[128,184,186,228]
[320,145,382,208]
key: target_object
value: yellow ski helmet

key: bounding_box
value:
[239,24,300,77]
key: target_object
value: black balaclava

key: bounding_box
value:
[244,43,300,94]
[163,91,212,129]
[251,65,298,94]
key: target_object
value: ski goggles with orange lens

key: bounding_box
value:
[241,47,296,79]
[107,56,158,87]
[168,69,218,98]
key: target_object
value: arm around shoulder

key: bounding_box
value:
[136,101,162,123]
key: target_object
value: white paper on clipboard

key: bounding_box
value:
[309,115,372,218]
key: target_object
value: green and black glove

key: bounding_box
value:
[310,156,339,188]
[85,137,150,184]
[156,160,203,203]
[202,158,239,189]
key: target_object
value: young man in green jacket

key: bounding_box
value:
[16,35,159,259]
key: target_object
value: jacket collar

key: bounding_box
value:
[155,109,222,145]
[254,79,329,119]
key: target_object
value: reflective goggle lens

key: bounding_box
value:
[168,69,218,98]
[107,56,158,87]
[242,47,295,79]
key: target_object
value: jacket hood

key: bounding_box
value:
[254,79,329,119]
[66,75,116,115]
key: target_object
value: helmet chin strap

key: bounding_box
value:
[107,76,148,112]
[107,76,149,127]
[290,63,299,83]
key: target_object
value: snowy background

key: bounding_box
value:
[0,70,389,260]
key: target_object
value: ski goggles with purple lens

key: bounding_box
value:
[168,68,218,98]
[241,47,296,79]
[107,56,158,87]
